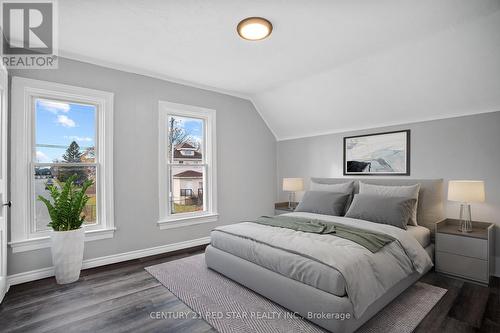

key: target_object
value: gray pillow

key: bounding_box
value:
[310,181,355,214]
[345,194,417,229]
[359,182,420,226]
[295,191,350,216]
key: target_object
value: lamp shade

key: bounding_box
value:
[283,178,304,192]
[448,180,485,203]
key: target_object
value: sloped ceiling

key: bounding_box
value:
[59,0,500,140]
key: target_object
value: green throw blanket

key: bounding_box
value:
[251,215,395,253]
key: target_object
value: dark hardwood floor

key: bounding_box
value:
[0,247,498,333]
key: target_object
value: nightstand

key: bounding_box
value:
[435,219,495,285]
[274,202,297,215]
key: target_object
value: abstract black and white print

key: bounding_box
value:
[344,130,410,175]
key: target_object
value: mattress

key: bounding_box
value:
[211,230,348,296]
[406,225,431,248]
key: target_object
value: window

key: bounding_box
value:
[158,101,217,229]
[33,99,98,232]
[180,189,193,197]
[10,77,114,253]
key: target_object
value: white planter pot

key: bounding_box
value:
[50,228,85,284]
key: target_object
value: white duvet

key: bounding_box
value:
[212,212,433,318]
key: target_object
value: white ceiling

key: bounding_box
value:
[59,0,500,140]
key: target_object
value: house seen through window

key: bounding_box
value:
[167,115,204,214]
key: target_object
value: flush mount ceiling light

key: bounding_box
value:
[237,17,273,41]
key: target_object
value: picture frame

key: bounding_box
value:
[343,130,410,176]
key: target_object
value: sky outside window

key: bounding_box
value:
[170,116,203,143]
[182,117,203,141]
[35,99,96,163]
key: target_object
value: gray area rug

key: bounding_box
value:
[146,254,446,333]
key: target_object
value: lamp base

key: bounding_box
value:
[288,192,296,210]
[458,203,472,233]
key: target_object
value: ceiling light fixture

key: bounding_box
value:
[237,17,273,41]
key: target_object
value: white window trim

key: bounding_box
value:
[9,77,114,253]
[157,100,217,229]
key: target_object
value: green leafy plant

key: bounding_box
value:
[38,174,94,231]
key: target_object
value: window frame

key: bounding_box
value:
[158,101,217,229]
[10,77,115,253]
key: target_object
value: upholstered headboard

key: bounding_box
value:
[310,178,444,232]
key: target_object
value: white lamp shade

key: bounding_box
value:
[448,180,485,203]
[283,178,304,192]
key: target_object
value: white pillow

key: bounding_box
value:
[310,181,354,194]
[358,182,421,226]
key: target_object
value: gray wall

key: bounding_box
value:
[277,111,500,270]
[8,58,276,275]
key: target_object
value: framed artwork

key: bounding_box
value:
[343,130,410,176]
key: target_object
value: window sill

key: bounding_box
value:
[157,213,219,230]
[8,228,116,253]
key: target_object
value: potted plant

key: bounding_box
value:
[38,174,94,284]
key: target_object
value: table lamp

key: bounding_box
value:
[448,180,485,232]
[283,178,304,209]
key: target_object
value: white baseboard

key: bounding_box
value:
[0,277,8,303]
[7,236,210,287]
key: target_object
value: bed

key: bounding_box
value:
[205,178,444,332]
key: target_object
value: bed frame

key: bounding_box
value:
[206,245,432,332]
[205,178,444,332]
